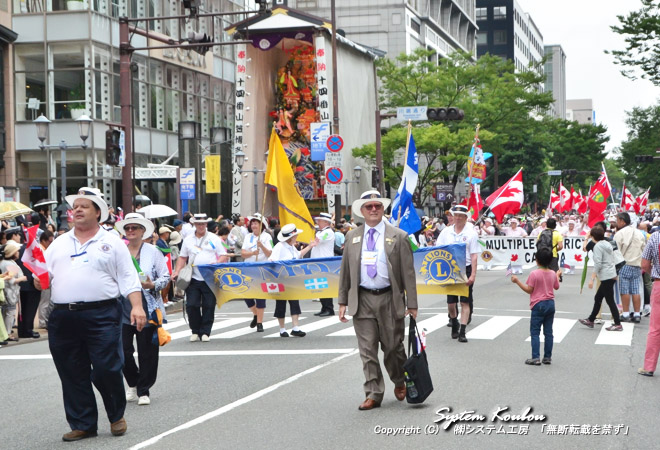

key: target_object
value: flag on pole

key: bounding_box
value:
[578,188,589,214]
[21,225,50,289]
[390,128,422,235]
[550,188,560,212]
[620,182,636,211]
[587,165,611,227]
[467,141,487,183]
[558,181,571,213]
[570,186,580,212]
[634,188,650,214]
[460,184,484,221]
[505,262,512,277]
[485,168,524,222]
[264,129,316,243]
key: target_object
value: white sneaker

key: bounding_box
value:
[643,305,651,317]
[137,395,150,406]
[126,387,138,402]
[201,334,210,342]
[189,334,199,342]
[594,318,604,325]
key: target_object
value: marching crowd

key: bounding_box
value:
[2,186,660,440]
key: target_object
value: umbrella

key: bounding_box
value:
[139,204,178,219]
[33,199,58,209]
[580,255,589,294]
[0,201,33,220]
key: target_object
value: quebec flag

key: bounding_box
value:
[390,132,422,235]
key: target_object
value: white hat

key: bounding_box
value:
[540,218,547,224]
[450,205,470,216]
[247,213,269,228]
[510,218,519,224]
[169,230,182,245]
[190,213,212,223]
[116,212,155,237]
[159,226,172,235]
[608,215,617,222]
[314,212,333,224]
[3,241,21,259]
[484,218,493,224]
[65,187,109,223]
[568,220,576,225]
[277,223,303,242]
[352,190,391,218]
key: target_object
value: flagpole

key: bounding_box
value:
[396,121,412,228]
[601,162,616,206]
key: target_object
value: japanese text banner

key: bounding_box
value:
[198,244,469,307]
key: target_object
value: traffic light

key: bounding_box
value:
[635,155,655,163]
[106,129,121,166]
[187,32,213,55]
[426,107,465,121]
[182,0,201,16]
[563,169,577,176]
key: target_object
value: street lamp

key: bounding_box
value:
[342,165,362,218]
[178,120,202,213]
[235,150,266,213]
[34,114,93,203]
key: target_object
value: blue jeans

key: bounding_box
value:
[530,300,555,359]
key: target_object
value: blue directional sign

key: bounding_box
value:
[311,122,330,161]
[180,168,196,200]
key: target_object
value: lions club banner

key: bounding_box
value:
[478,236,588,268]
[198,244,469,307]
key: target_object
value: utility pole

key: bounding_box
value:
[330,0,342,220]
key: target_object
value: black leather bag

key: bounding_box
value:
[402,315,433,404]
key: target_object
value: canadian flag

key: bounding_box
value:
[578,188,589,214]
[620,182,636,211]
[21,225,50,289]
[635,188,650,214]
[485,168,524,222]
[460,184,484,221]
[550,188,560,212]
[558,181,571,213]
[261,282,285,293]
[570,186,580,211]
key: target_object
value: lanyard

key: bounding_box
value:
[71,238,95,258]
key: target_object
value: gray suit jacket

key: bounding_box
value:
[338,223,418,319]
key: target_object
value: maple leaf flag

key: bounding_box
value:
[485,168,524,222]
[634,188,650,215]
[558,181,571,213]
[460,184,484,221]
[620,182,636,211]
[578,188,589,214]
[21,225,50,290]
[261,283,285,293]
[570,186,580,211]
[550,188,560,212]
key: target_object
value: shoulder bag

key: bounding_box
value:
[176,235,208,291]
[402,315,434,404]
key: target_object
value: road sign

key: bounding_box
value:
[311,122,331,161]
[396,106,428,121]
[434,183,454,203]
[325,152,342,167]
[325,182,341,195]
[180,168,196,200]
[547,170,562,176]
[325,167,343,185]
[117,130,126,167]
[326,135,344,152]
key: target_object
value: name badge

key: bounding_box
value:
[362,250,378,265]
[71,253,89,268]
[352,236,361,244]
[192,246,202,254]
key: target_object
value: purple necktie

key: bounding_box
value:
[367,228,377,278]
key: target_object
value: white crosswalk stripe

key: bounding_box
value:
[162,312,640,346]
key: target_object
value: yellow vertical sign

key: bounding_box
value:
[205,155,221,193]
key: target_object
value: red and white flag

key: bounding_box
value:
[550,188,560,212]
[21,225,50,290]
[261,282,285,293]
[558,182,571,212]
[635,188,650,214]
[570,186,580,211]
[485,168,524,222]
[577,187,589,214]
[620,182,636,211]
[460,184,484,221]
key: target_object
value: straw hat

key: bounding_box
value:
[352,190,391,218]
[65,187,109,223]
[116,213,155,237]
[277,223,303,242]
[3,241,21,259]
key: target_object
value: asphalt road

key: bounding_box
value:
[0,268,657,449]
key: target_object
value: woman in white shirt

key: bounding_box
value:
[241,214,273,332]
[269,224,317,337]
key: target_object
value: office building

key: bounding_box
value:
[544,44,566,120]
[566,99,594,125]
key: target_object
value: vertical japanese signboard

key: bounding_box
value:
[232,43,247,213]
[205,155,221,194]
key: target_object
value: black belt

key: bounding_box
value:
[53,298,118,311]
[359,286,392,295]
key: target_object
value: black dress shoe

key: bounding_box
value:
[7,337,18,342]
[256,323,264,332]
[31,331,41,339]
[314,311,323,316]
[249,315,257,328]
[318,311,335,317]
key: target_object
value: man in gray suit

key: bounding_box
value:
[338,190,418,411]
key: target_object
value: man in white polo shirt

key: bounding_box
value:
[437,204,481,343]
[312,212,337,316]
[43,188,146,442]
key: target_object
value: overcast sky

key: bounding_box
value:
[519,0,658,156]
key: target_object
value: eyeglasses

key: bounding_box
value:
[124,225,144,232]
[363,203,383,211]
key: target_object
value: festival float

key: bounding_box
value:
[226,6,378,215]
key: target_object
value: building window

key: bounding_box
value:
[494,30,507,45]
[476,7,487,21]
[477,32,487,45]
[410,17,421,34]
[493,6,506,20]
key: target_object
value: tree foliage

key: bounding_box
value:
[609,0,660,85]
[617,102,660,197]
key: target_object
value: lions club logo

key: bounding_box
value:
[481,250,493,262]
[419,249,462,285]
[213,267,251,293]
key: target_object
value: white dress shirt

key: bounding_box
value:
[437,224,481,266]
[180,231,227,280]
[359,221,390,289]
[45,227,141,303]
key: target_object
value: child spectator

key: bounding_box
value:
[511,247,560,366]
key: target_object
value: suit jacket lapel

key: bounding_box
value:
[352,226,365,286]
[384,225,396,259]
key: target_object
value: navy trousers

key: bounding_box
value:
[186,279,216,336]
[48,302,125,432]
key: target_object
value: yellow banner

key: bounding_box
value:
[205,155,221,193]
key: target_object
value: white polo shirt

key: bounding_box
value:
[180,231,227,281]
[45,227,141,303]
[437,224,481,266]
[270,241,300,261]
[311,226,334,258]
[242,231,273,262]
